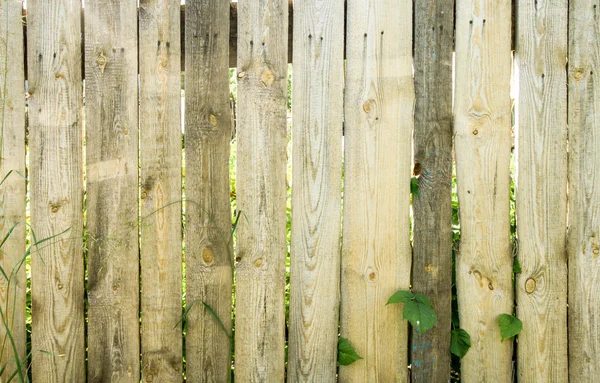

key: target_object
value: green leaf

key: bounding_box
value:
[338,337,362,366]
[202,302,231,339]
[403,299,438,334]
[386,290,415,305]
[411,177,420,197]
[450,329,471,359]
[414,293,431,306]
[497,314,522,341]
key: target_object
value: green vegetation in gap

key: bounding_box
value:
[497,314,522,342]
[337,337,362,366]
[387,291,438,334]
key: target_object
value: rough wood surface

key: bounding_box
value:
[515,1,568,381]
[26,0,85,381]
[184,0,233,381]
[234,0,289,380]
[84,1,140,381]
[411,0,454,381]
[287,0,344,380]
[340,0,414,381]
[139,1,183,381]
[568,1,600,381]
[454,0,514,381]
[0,0,26,380]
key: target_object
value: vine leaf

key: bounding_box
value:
[387,290,438,334]
[497,314,522,341]
[338,337,362,366]
[450,329,471,358]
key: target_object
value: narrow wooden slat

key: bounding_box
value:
[567,1,600,381]
[139,1,183,381]
[454,0,513,381]
[84,1,139,381]
[287,0,344,380]
[235,0,288,380]
[0,0,26,379]
[515,0,568,381]
[27,0,85,380]
[184,0,233,381]
[340,0,414,380]
[411,0,454,381]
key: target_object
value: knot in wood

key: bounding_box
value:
[209,114,218,127]
[525,278,536,294]
[97,52,107,73]
[202,247,214,264]
[254,258,264,268]
[260,68,275,87]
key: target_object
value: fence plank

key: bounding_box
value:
[454,0,513,381]
[568,1,600,381]
[340,0,414,381]
[84,1,140,381]
[288,0,344,381]
[27,0,85,381]
[235,0,288,380]
[515,0,568,381]
[411,0,454,381]
[139,1,183,381]
[184,0,233,381]
[0,0,26,380]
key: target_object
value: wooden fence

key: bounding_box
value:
[0,0,598,382]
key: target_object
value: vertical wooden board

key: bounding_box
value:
[235,0,288,381]
[515,0,568,381]
[340,0,414,381]
[454,0,513,381]
[84,0,139,381]
[411,0,454,381]
[139,1,183,381]
[568,1,600,381]
[27,0,85,381]
[0,0,26,379]
[287,0,344,381]
[184,0,233,381]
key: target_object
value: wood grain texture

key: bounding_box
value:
[411,1,454,382]
[515,0,568,381]
[184,0,233,381]
[27,0,85,381]
[235,0,288,380]
[287,0,344,381]
[139,1,183,381]
[0,0,26,379]
[454,0,513,381]
[84,1,140,381]
[340,0,414,381]
[568,1,600,381]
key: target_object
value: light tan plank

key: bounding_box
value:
[515,0,568,381]
[84,1,140,381]
[234,0,289,380]
[568,1,600,381]
[340,0,414,381]
[287,0,344,380]
[0,0,26,379]
[454,0,513,381]
[139,0,183,381]
[27,0,85,381]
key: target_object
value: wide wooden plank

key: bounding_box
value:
[139,1,183,381]
[26,0,85,381]
[235,0,289,380]
[515,0,568,381]
[567,1,600,381]
[287,0,344,381]
[0,0,26,379]
[340,0,414,381]
[454,0,513,381]
[84,1,139,381]
[411,0,454,381]
[184,0,233,381]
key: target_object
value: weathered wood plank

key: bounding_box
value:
[0,0,26,380]
[340,0,414,381]
[139,1,183,381]
[515,0,568,381]
[454,0,513,381]
[234,0,289,380]
[411,0,454,381]
[27,0,85,381]
[568,1,600,381]
[184,0,233,381]
[287,0,344,380]
[84,1,140,381]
